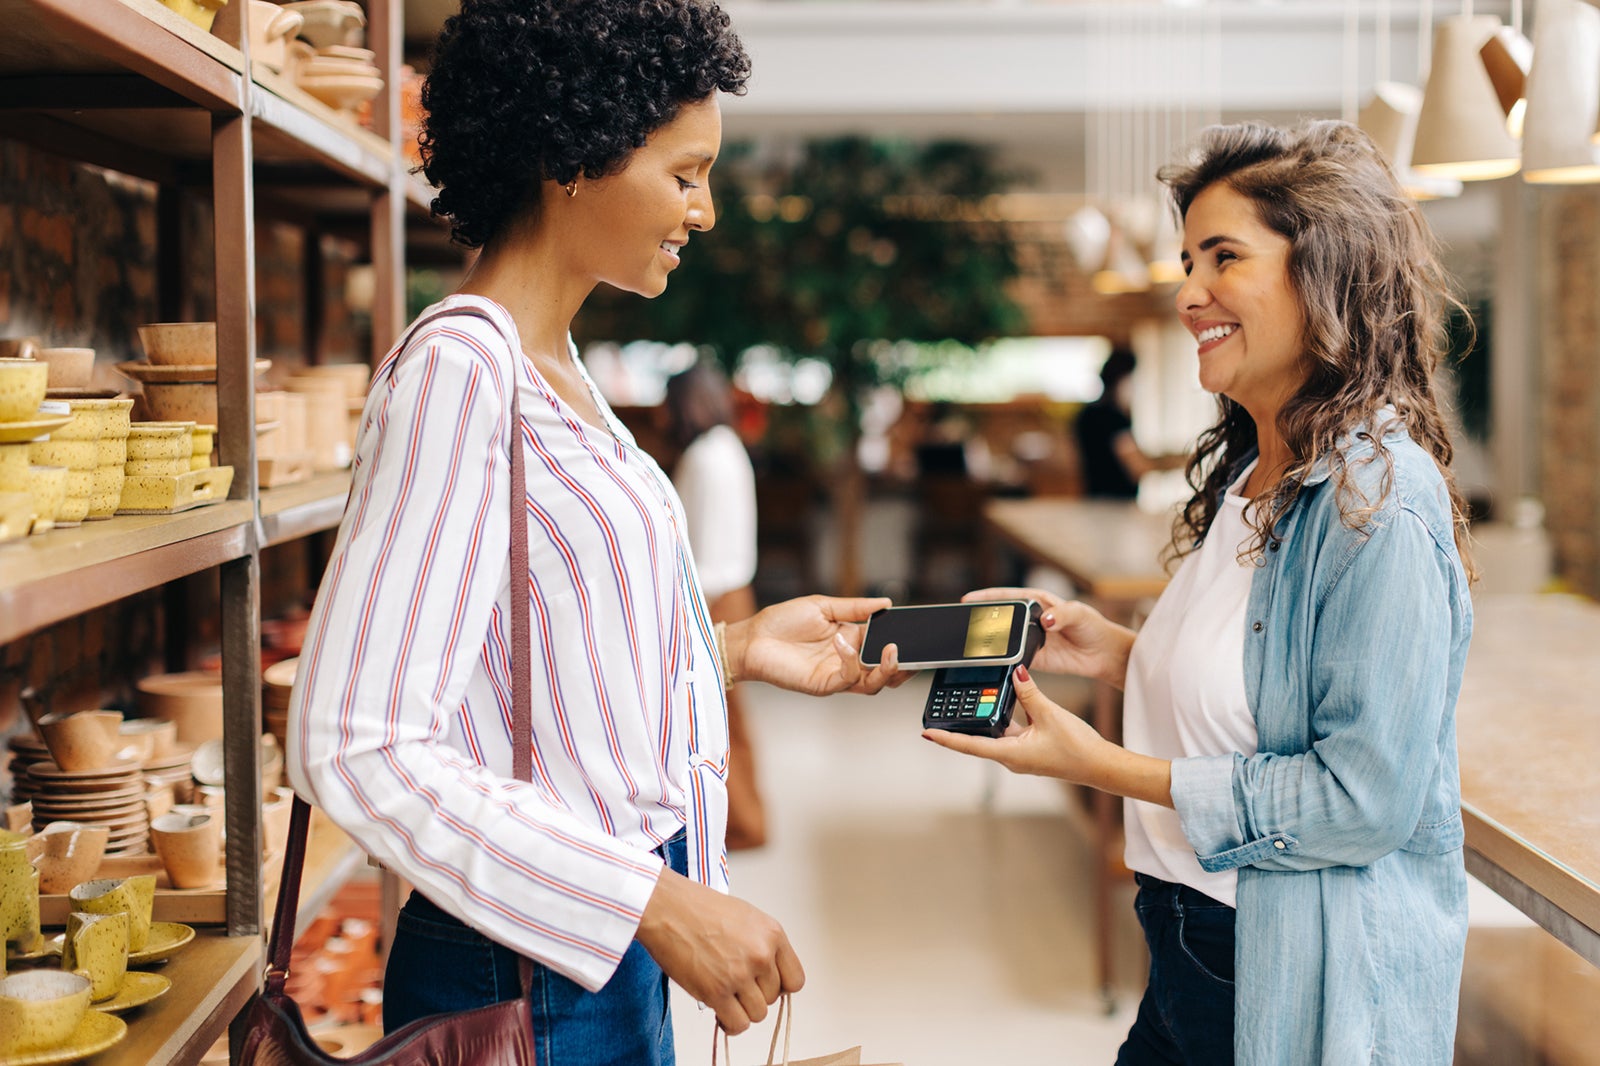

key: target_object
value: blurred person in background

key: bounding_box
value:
[1075,347,1187,499]
[929,121,1476,1065]
[665,360,767,850]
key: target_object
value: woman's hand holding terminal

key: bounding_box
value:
[961,586,1136,689]
[922,665,1173,807]
[636,871,804,1034]
[726,595,914,695]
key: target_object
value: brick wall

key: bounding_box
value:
[1537,188,1600,600]
[0,135,361,786]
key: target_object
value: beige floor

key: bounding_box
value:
[668,677,1600,1066]
[670,678,1145,1065]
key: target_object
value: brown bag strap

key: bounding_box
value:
[269,304,535,997]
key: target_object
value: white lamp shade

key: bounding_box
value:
[1412,16,1522,180]
[1064,206,1111,273]
[1522,0,1600,183]
[1359,81,1424,169]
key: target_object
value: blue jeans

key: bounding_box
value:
[383,833,688,1066]
[1114,873,1236,1066]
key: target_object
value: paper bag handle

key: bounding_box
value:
[713,994,793,1066]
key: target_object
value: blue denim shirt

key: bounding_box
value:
[1168,417,1472,1064]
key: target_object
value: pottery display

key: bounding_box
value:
[137,381,217,425]
[282,0,365,49]
[36,710,123,774]
[60,911,128,1003]
[0,830,43,957]
[27,823,109,899]
[0,359,49,423]
[126,422,194,461]
[34,348,94,390]
[68,876,155,954]
[150,812,221,889]
[136,673,224,746]
[249,0,305,71]
[0,970,92,1057]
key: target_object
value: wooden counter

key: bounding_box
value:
[87,933,260,1065]
[982,497,1175,601]
[1458,594,1600,969]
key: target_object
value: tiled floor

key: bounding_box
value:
[671,677,1144,1065]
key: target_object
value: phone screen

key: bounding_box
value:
[859,602,1024,666]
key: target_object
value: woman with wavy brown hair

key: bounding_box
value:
[929,121,1475,1064]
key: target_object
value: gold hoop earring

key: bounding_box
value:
[564,180,578,198]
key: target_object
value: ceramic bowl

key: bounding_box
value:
[282,0,365,49]
[126,423,194,461]
[137,322,216,367]
[57,493,90,525]
[96,437,127,466]
[0,441,29,492]
[124,457,191,477]
[0,337,41,360]
[139,383,216,426]
[0,359,49,422]
[36,348,95,389]
[30,438,98,471]
[25,464,68,528]
[87,464,125,519]
[0,491,31,541]
[54,398,133,442]
[0,971,92,1057]
[158,0,228,32]
[136,672,224,745]
[249,0,304,71]
[295,72,383,112]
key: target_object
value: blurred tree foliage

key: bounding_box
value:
[578,136,1028,399]
[577,136,1029,592]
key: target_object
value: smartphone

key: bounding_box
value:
[858,600,1039,670]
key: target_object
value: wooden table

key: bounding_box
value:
[1457,594,1600,970]
[982,498,1176,1007]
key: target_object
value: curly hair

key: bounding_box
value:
[1158,120,1476,579]
[420,0,750,248]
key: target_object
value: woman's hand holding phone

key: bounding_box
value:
[729,595,914,695]
[960,587,1136,689]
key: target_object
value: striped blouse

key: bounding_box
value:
[286,295,730,992]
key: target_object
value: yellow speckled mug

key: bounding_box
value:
[0,829,44,957]
[68,875,155,953]
[61,910,128,1003]
[0,970,92,1056]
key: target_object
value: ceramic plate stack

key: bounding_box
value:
[6,731,53,801]
[142,743,196,807]
[26,759,150,856]
[263,657,298,750]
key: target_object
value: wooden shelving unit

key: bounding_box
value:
[0,0,428,1058]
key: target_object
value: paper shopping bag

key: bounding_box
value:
[714,995,904,1066]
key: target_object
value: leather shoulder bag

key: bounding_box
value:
[241,307,538,1064]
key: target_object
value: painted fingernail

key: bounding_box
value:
[1040,613,1054,628]
[1016,665,1030,683]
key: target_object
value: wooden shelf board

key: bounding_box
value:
[78,932,260,1066]
[1,0,244,111]
[259,469,351,546]
[0,501,253,642]
[251,66,393,188]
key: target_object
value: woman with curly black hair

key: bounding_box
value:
[287,1,908,1060]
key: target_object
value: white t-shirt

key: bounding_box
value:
[1122,463,1259,907]
[671,423,757,601]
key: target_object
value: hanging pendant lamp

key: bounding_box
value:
[1523,0,1600,183]
[1480,26,1534,137]
[1359,81,1465,199]
[1412,16,1522,180]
